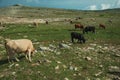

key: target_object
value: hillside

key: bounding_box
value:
[0,5,120,19]
[0,5,120,24]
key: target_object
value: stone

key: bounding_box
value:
[59,43,70,49]
[56,52,61,55]
[90,43,97,47]
[55,65,59,70]
[49,44,56,49]
[64,77,69,80]
[85,57,92,61]
[12,72,16,76]
[15,64,19,67]
[39,46,53,52]
[109,66,120,72]
[8,63,14,68]
[94,71,102,76]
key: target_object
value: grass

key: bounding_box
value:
[0,21,120,80]
[0,6,120,80]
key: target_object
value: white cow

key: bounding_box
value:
[5,39,35,62]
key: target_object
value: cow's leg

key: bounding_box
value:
[6,50,11,63]
[80,40,82,43]
[93,30,95,33]
[7,50,15,63]
[71,36,74,43]
[13,52,20,62]
[78,39,82,43]
[15,57,20,62]
[25,54,29,60]
[28,49,32,62]
[77,38,80,43]
[7,55,11,63]
[10,50,20,62]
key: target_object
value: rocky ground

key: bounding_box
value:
[0,39,120,79]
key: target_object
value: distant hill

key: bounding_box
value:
[0,5,120,18]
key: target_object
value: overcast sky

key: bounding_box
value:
[0,0,120,10]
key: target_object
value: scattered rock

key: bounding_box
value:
[90,43,97,47]
[8,63,14,68]
[95,78,101,80]
[69,66,78,71]
[69,66,74,70]
[39,46,53,52]
[99,65,103,68]
[59,43,71,49]
[94,71,102,76]
[12,72,16,76]
[103,47,109,50]
[115,54,120,57]
[63,64,67,69]
[56,52,61,55]
[96,45,102,49]
[0,44,4,47]
[31,63,40,66]
[56,61,62,64]
[85,57,92,61]
[109,66,120,72]
[55,65,60,70]
[87,47,95,51]
[64,77,69,80]
[49,44,56,49]
[15,64,19,67]
[0,74,4,78]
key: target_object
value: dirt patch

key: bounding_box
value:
[0,17,46,24]
[0,16,71,24]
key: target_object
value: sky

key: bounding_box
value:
[0,0,120,10]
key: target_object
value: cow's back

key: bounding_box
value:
[6,39,34,52]
[14,39,34,51]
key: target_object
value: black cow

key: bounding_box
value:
[83,26,95,34]
[71,32,86,43]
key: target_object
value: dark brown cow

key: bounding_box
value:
[83,26,95,34]
[0,22,2,26]
[46,21,48,24]
[33,22,38,27]
[70,20,73,24]
[99,24,105,29]
[75,24,84,29]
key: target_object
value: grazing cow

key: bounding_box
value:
[78,17,82,19]
[99,24,105,29]
[70,20,73,24]
[83,26,95,34]
[90,18,96,21]
[33,22,38,27]
[46,21,48,24]
[5,39,35,62]
[0,22,2,26]
[108,20,112,23]
[71,32,86,43]
[75,24,84,29]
